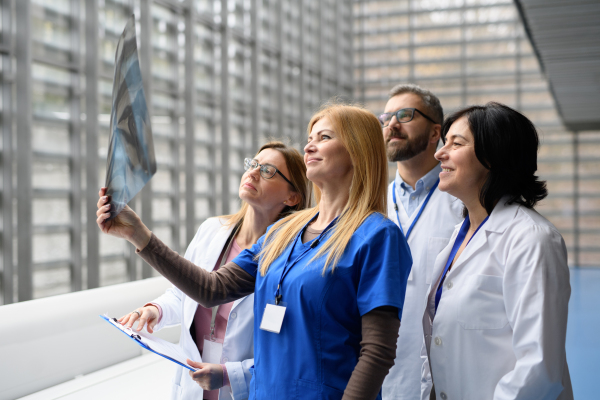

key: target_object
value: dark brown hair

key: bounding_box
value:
[442,102,547,215]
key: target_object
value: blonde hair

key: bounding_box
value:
[258,103,388,275]
[223,141,311,228]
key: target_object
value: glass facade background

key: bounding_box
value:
[354,0,600,268]
[1,0,598,305]
[0,0,353,304]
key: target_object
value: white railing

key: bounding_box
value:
[0,277,180,400]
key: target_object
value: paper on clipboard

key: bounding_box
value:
[100,315,196,371]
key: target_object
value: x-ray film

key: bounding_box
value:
[104,15,156,220]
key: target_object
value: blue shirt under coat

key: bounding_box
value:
[233,212,412,400]
[394,163,442,216]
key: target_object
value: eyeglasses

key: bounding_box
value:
[378,108,437,128]
[244,158,295,188]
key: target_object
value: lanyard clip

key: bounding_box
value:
[210,306,218,340]
[274,284,282,305]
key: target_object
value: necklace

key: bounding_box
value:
[305,225,324,234]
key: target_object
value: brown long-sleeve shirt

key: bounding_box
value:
[138,233,399,400]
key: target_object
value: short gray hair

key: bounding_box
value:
[388,84,443,124]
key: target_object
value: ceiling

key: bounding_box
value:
[515,0,600,131]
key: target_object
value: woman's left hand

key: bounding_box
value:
[187,360,224,390]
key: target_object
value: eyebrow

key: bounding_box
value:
[383,107,410,113]
[310,129,335,137]
[448,133,469,141]
[253,158,275,167]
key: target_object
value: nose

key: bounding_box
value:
[387,113,401,131]
[304,140,315,154]
[247,165,260,180]
[434,143,448,161]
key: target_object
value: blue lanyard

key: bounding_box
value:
[392,179,439,240]
[273,214,338,305]
[434,214,489,313]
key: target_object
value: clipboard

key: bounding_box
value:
[100,315,197,371]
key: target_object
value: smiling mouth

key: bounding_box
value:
[442,168,452,172]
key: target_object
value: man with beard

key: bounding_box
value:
[379,84,463,400]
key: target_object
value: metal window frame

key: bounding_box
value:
[1,0,14,304]
[16,0,33,301]
[354,0,598,267]
[2,0,355,302]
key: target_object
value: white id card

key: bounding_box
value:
[203,336,224,364]
[259,302,287,334]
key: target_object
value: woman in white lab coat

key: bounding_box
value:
[116,142,311,400]
[421,102,573,400]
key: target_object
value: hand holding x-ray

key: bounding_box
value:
[104,15,156,220]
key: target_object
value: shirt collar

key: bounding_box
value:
[395,163,442,193]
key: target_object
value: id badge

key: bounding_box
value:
[203,335,224,365]
[259,300,287,334]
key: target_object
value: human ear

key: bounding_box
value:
[284,191,301,208]
[430,124,442,144]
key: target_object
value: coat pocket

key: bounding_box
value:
[456,274,509,330]
[171,381,182,400]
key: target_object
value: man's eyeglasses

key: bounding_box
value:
[244,158,295,188]
[378,108,437,128]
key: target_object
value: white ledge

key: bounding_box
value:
[18,353,173,400]
[0,277,180,400]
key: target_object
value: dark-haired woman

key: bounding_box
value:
[421,102,573,400]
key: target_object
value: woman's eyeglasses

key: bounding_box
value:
[244,158,295,188]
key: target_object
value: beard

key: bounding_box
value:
[386,129,430,162]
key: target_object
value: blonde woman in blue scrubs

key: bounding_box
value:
[97,104,412,400]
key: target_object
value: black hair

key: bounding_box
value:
[441,102,547,216]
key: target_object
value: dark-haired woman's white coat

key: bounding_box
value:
[421,197,573,400]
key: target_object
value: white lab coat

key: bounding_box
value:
[421,198,573,400]
[383,181,463,400]
[151,217,254,400]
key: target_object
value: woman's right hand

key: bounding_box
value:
[118,305,160,333]
[96,187,151,249]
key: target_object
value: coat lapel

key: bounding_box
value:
[230,295,249,312]
[446,230,489,277]
[201,222,234,272]
[446,197,516,278]
[185,221,234,328]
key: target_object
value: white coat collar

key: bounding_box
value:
[449,195,517,235]
[199,220,247,312]
[446,196,516,276]
[200,219,234,272]
[483,195,518,234]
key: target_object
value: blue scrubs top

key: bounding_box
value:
[233,212,412,400]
